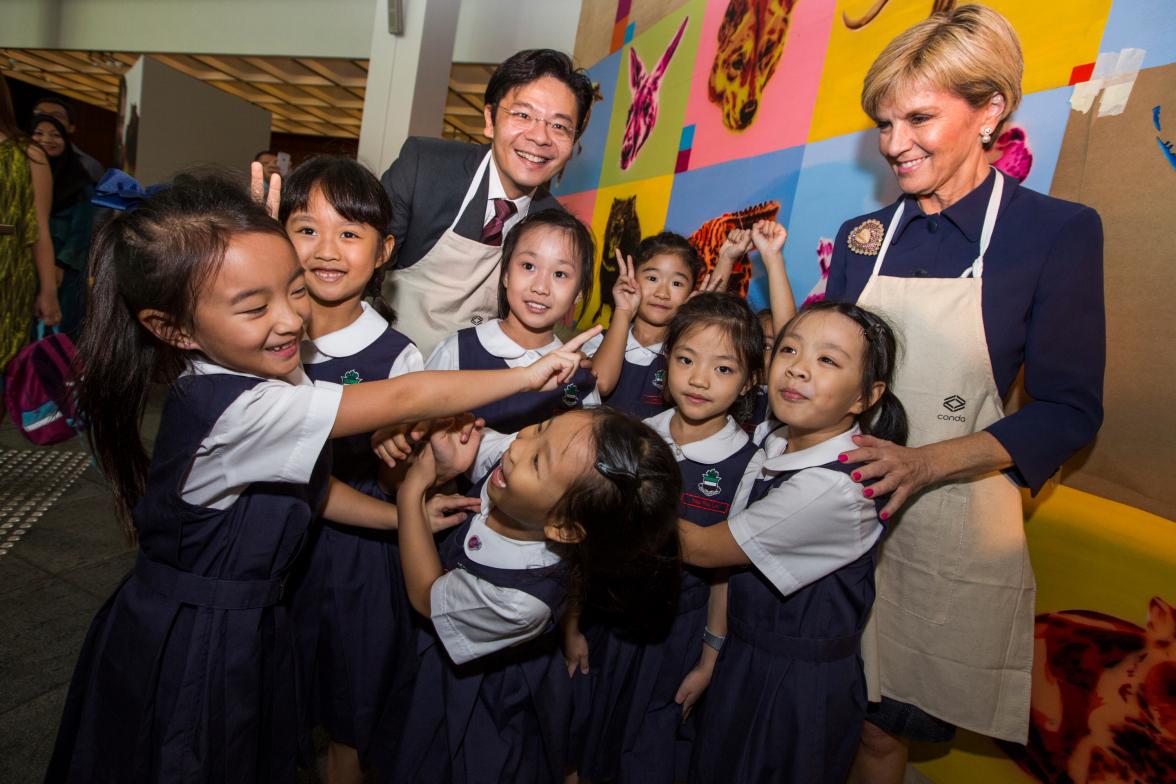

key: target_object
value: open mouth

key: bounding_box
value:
[515,150,551,166]
[266,340,298,359]
[491,464,507,489]
[895,155,929,172]
[523,300,551,315]
[311,268,346,283]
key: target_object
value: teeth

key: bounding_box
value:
[314,269,344,281]
[898,157,926,169]
[516,151,546,163]
[525,302,549,311]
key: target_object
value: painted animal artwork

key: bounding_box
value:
[999,598,1176,784]
[843,0,956,29]
[588,196,643,325]
[801,237,834,308]
[708,0,798,131]
[989,125,1033,182]
[688,201,781,298]
[620,16,689,170]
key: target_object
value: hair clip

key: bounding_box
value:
[595,460,638,483]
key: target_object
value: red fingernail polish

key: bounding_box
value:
[852,471,861,481]
[838,454,848,463]
[880,511,889,521]
[864,488,874,498]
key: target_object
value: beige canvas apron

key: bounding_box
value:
[857,171,1034,743]
[387,151,505,358]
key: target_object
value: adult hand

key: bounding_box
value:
[249,161,281,219]
[35,289,61,327]
[611,249,641,318]
[841,434,937,520]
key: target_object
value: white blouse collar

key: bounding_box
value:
[302,301,389,364]
[760,424,861,473]
[476,318,562,360]
[182,357,311,386]
[463,479,562,569]
[645,408,750,464]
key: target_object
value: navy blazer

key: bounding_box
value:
[826,171,1104,493]
[380,137,564,270]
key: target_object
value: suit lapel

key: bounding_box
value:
[453,145,492,241]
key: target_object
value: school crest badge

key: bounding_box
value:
[698,468,722,497]
[562,383,580,408]
[341,369,363,385]
[652,369,666,390]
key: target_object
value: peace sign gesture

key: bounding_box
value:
[611,249,641,317]
[249,161,281,219]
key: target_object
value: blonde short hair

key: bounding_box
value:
[861,4,1023,142]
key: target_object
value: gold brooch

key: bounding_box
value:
[847,219,884,256]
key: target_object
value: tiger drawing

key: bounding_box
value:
[708,0,797,131]
[687,201,781,298]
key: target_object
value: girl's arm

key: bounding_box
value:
[322,476,479,532]
[751,221,796,335]
[675,573,728,719]
[395,450,445,616]
[561,608,590,676]
[332,325,600,438]
[27,144,61,326]
[592,250,641,397]
[678,519,750,569]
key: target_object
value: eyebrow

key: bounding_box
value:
[815,341,851,358]
[229,288,267,306]
[509,100,574,125]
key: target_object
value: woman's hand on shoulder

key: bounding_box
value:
[841,434,937,520]
[524,325,603,391]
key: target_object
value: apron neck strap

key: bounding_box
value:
[870,167,1004,281]
[447,149,495,234]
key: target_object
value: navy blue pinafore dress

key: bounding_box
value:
[293,328,419,766]
[574,439,757,783]
[689,460,883,784]
[47,373,331,784]
[387,504,571,784]
[455,327,597,433]
[604,350,670,419]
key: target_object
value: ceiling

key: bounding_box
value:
[0,49,493,144]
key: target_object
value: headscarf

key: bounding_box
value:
[30,113,92,213]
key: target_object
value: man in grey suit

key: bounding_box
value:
[380,49,595,356]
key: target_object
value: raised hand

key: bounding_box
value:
[424,493,481,533]
[711,227,753,291]
[429,414,485,483]
[751,220,787,257]
[611,249,641,317]
[524,325,603,391]
[249,161,281,219]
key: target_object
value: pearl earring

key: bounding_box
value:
[981,127,993,145]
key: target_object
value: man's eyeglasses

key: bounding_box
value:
[497,106,577,143]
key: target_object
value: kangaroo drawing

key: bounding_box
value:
[620,16,690,170]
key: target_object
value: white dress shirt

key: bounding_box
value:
[179,360,342,510]
[483,155,531,239]
[583,326,663,368]
[727,425,882,597]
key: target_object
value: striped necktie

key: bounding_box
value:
[480,198,518,247]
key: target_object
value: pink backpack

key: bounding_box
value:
[5,324,81,445]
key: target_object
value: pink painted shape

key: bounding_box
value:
[675,148,691,173]
[555,189,598,228]
[683,0,834,172]
[620,15,690,171]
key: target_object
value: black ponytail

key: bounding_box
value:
[549,408,681,632]
[775,300,909,445]
[78,173,288,539]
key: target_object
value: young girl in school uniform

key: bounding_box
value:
[45,175,595,784]
[568,292,764,783]
[678,300,908,783]
[425,208,600,433]
[278,157,456,783]
[588,233,703,418]
[387,409,683,784]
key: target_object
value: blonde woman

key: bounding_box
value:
[824,7,1104,782]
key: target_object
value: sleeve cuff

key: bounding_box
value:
[727,512,801,596]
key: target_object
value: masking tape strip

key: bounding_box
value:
[1070,51,1117,114]
[1098,48,1147,117]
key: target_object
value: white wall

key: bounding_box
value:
[0,0,582,62]
[132,57,271,183]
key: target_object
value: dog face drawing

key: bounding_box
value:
[620,16,689,170]
[707,0,796,131]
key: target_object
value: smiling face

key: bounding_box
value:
[284,186,392,310]
[31,120,65,158]
[185,232,310,378]
[635,253,694,329]
[500,224,583,337]
[483,76,579,199]
[486,411,595,536]
[667,322,752,426]
[769,309,879,452]
[874,82,1003,210]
